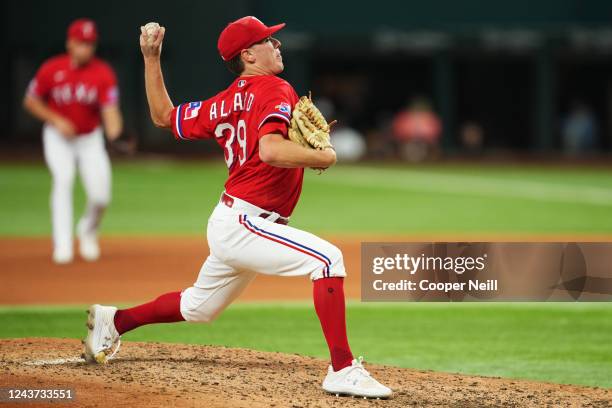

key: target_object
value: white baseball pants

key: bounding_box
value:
[42,124,111,254]
[180,193,346,322]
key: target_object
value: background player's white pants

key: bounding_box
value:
[180,196,346,322]
[42,124,111,254]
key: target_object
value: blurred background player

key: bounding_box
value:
[23,18,123,264]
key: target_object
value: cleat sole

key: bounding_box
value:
[327,391,390,400]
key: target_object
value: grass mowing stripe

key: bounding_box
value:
[314,166,612,206]
[1,303,611,388]
[3,161,612,234]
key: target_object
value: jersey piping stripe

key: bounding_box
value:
[239,214,331,277]
[175,104,186,139]
[257,113,291,130]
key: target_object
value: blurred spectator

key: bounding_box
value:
[331,127,367,162]
[315,96,367,161]
[460,121,485,155]
[561,101,598,154]
[392,97,442,162]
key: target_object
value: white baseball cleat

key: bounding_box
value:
[52,247,73,264]
[322,357,392,399]
[83,304,121,364]
[77,222,100,261]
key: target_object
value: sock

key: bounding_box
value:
[313,277,354,371]
[113,291,185,335]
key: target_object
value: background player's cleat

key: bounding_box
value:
[52,247,73,264]
[77,221,100,261]
[83,304,121,364]
[322,357,392,399]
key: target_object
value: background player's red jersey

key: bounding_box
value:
[171,75,302,217]
[27,54,119,135]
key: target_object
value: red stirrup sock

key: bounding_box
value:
[313,277,354,371]
[113,291,185,335]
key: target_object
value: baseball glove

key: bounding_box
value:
[288,92,336,150]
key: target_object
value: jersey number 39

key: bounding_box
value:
[215,120,247,168]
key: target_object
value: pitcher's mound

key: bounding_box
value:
[0,338,609,407]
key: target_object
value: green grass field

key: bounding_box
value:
[2,160,612,235]
[1,160,612,388]
[1,303,611,388]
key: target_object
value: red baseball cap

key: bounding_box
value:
[67,18,98,43]
[217,16,285,61]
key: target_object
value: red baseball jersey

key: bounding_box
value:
[170,75,303,217]
[27,54,119,135]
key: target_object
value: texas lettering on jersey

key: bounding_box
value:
[171,75,302,217]
[31,81,100,106]
[27,54,119,134]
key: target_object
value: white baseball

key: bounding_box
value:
[143,22,160,44]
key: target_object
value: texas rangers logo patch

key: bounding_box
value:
[184,101,202,120]
[275,102,291,116]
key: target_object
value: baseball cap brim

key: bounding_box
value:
[267,23,286,35]
[249,23,286,47]
[69,36,97,43]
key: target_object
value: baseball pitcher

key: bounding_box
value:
[23,19,123,264]
[83,17,391,399]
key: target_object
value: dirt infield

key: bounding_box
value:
[0,236,363,304]
[0,338,610,408]
[3,234,612,304]
[2,237,612,407]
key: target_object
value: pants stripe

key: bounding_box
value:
[239,214,330,277]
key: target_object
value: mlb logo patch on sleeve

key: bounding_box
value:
[184,101,202,120]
